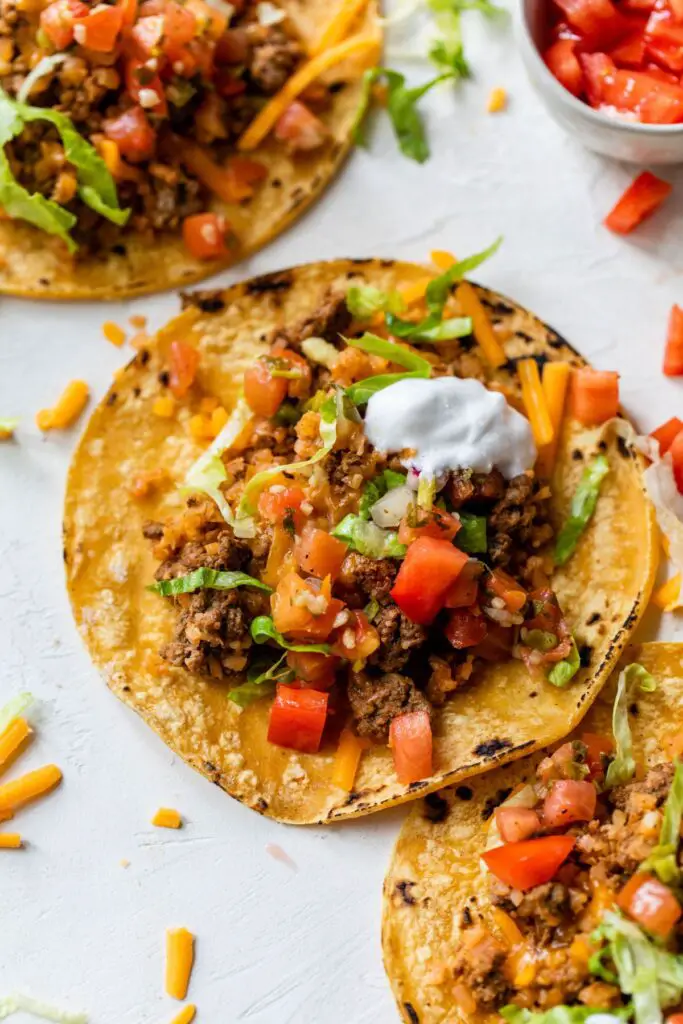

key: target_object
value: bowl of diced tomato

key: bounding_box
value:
[518,0,683,163]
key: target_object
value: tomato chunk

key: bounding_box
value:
[267,684,328,754]
[664,304,683,377]
[581,731,614,777]
[391,537,469,625]
[243,358,287,417]
[182,213,229,261]
[542,779,597,828]
[487,568,527,613]
[330,610,380,662]
[168,340,199,398]
[286,651,339,689]
[389,710,433,784]
[104,106,155,161]
[544,38,584,95]
[496,806,541,844]
[605,171,672,234]
[443,559,481,608]
[274,101,328,151]
[482,835,576,891]
[572,368,619,425]
[258,485,306,532]
[617,872,682,936]
[40,0,88,49]
[271,572,344,641]
[296,527,348,580]
[398,507,461,546]
[445,609,488,649]
[651,416,683,454]
[668,429,683,493]
[73,4,123,51]
[554,0,625,43]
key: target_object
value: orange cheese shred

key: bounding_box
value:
[652,574,681,612]
[152,808,183,829]
[238,34,380,151]
[456,281,507,369]
[170,1006,197,1024]
[517,358,554,447]
[181,143,244,205]
[399,277,432,306]
[0,717,31,775]
[310,0,371,55]
[0,764,62,814]
[166,928,195,1001]
[430,250,456,271]
[332,728,369,791]
[36,380,89,431]
[536,361,571,478]
[103,321,126,347]
[0,833,22,849]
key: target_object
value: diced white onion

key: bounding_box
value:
[256,1,285,25]
[370,485,414,528]
[18,53,67,103]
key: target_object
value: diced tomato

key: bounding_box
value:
[664,304,683,376]
[581,731,614,777]
[267,684,328,754]
[487,568,527,613]
[605,171,673,234]
[537,741,579,783]
[473,622,513,662]
[221,157,268,201]
[610,22,647,64]
[542,779,597,827]
[103,106,155,161]
[168,340,199,399]
[258,485,307,532]
[182,213,229,261]
[666,1016,683,1024]
[571,368,619,425]
[580,52,615,105]
[390,537,469,625]
[243,358,287,417]
[163,1,197,53]
[582,53,683,121]
[125,58,167,115]
[651,416,683,454]
[554,0,626,43]
[668,428,683,493]
[445,609,488,649]
[669,0,683,22]
[482,835,576,891]
[397,507,461,546]
[646,5,683,47]
[330,610,380,662]
[639,78,683,120]
[389,710,433,784]
[267,347,312,400]
[73,4,124,51]
[274,101,329,152]
[644,58,682,80]
[296,527,348,580]
[544,38,584,95]
[624,0,656,10]
[646,38,683,71]
[130,13,164,56]
[617,872,682,936]
[40,0,88,49]
[286,650,339,689]
[444,559,482,608]
[495,806,541,844]
[118,0,138,27]
[185,0,227,40]
[169,37,215,79]
[271,572,344,641]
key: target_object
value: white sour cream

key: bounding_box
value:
[364,377,536,480]
[585,1015,625,1024]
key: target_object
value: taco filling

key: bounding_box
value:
[141,249,608,784]
[0,0,375,257]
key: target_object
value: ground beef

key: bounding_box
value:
[347,671,432,741]
[370,605,427,672]
[142,520,164,541]
[274,292,352,351]
[248,29,302,94]
[162,587,268,677]
[487,473,554,581]
[610,761,674,811]
[451,926,509,1010]
[337,552,397,603]
[326,443,379,497]
[448,469,505,509]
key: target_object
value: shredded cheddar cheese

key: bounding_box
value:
[103,321,126,347]
[309,0,372,56]
[0,764,62,813]
[487,87,507,113]
[430,250,456,271]
[0,833,22,848]
[199,396,220,414]
[332,729,368,791]
[188,414,215,441]
[238,34,380,151]
[166,928,195,1001]
[0,716,31,775]
[456,281,507,369]
[399,277,432,306]
[36,381,89,431]
[152,808,182,829]
[652,573,681,612]
[536,361,571,478]
[153,396,177,419]
[170,1005,197,1024]
[518,358,554,447]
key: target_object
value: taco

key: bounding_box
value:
[382,642,683,1024]
[64,255,656,824]
[0,0,379,299]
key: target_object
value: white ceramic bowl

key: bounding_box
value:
[517,0,683,164]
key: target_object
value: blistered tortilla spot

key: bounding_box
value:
[473,738,512,758]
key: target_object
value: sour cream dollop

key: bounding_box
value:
[364,377,536,480]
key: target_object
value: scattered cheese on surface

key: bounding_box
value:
[120,858,130,868]
[487,86,507,113]
[430,250,456,271]
[102,321,126,347]
[129,314,147,330]
[170,1006,196,1024]
[166,928,195,1000]
[0,833,22,848]
[152,808,182,829]
[0,716,31,774]
[0,764,62,813]
[36,382,89,431]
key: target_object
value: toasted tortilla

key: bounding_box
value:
[0,1,379,300]
[64,258,657,824]
[381,641,683,1024]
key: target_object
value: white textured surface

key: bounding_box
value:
[2,8,683,1023]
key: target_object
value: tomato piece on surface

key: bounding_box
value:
[445,609,488,649]
[664,304,683,376]
[542,779,597,827]
[482,835,576,891]
[125,58,167,115]
[443,559,481,608]
[397,507,461,546]
[182,213,229,261]
[104,106,156,161]
[40,0,88,49]
[390,537,469,625]
[267,684,328,754]
[544,38,584,95]
[651,415,683,453]
[495,806,541,844]
[605,171,673,233]
[243,358,288,417]
[617,872,682,936]
[258,485,306,531]
[581,731,614,777]
[286,651,339,689]
[73,4,123,51]
[668,429,683,493]
[274,101,328,151]
[296,528,348,580]
[571,368,620,425]
[168,340,199,398]
[389,710,433,784]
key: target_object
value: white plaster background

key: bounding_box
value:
[1,6,683,1022]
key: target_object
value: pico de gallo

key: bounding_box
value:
[450,662,683,1024]
[0,0,373,256]
[542,0,683,124]
[143,246,616,786]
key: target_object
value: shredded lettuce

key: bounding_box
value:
[250,616,331,654]
[0,993,87,1022]
[364,598,381,622]
[148,568,271,597]
[0,150,77,251]
[332,514,406,559]
[604,663,656,789]
[385,314,472,342]
[417,473,436,511]
[184,397,256,528]
[346,285,405,319]
[0,693,32,735]
[555,455,610,566]
[502,1006,631,1024]
[428,0,506,77]
[425,237,503,315]
[547,636,581,688]
[456,512,487,553]
[228,652,293,708]
[300,337,340,369]
[344,332,432,405]
[16,53,68,104]
[359,469,407,519]
[640,760,683,885]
